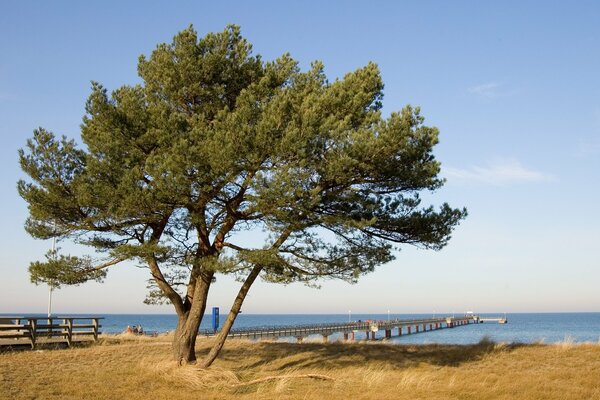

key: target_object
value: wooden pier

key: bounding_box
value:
[0,316,103,349]
[202,315,480,342]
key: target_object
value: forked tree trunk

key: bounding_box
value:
[172,274,212,364]
[172,315,199,363]
[199,265,262,368]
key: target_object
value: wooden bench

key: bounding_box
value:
[0,316,103,349]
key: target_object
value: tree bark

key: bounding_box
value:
[172,314,196,364]
[171,271,213,364]
[199,265,262,368]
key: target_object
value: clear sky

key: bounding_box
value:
[1,1,599,315]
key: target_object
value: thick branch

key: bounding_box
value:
[89,257,126,271]
[222,242,248,252]
[199,264,262,368]
[145,213,185,315]
[147,255,184,315]
[212,172,256,250]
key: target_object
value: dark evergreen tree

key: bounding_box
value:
[18,25,467,366]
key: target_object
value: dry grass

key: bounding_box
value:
[1,335,600,399]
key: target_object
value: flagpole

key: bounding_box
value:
[47,233,56,318]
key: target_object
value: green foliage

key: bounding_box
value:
[18,24,466,303]
[29,250,106,288]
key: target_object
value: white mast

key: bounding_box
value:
[47,234,56,318]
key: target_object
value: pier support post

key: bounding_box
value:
[407,326,411,334]
[366,331,370,340]
[29,319,37,349]
[92,318,99,341]
[398,327,402,336]
[66,318,73,347]
[416,325,419,333]
[343,332,349,341]
[385,329,391,339]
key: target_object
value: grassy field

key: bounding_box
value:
[1,335,600,399]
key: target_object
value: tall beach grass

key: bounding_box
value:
[1,335,599,399]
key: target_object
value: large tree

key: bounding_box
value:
[18,25,466,366]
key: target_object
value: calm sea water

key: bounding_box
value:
[6,313,599,344]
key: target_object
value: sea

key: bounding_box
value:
[4,312,600,345]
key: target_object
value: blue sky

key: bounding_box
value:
[1,1,599,314]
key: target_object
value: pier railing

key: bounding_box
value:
[200,315,480,341]
[0,316,103,348]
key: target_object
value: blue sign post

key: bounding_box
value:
[212,307,219,332]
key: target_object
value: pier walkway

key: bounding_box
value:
[202,315,489,342]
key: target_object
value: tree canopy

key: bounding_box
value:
[18,25,467,365]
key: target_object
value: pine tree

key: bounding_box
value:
[18,25,467,366]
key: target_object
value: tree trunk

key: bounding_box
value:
[199,265,262,368]
[172,272,212,364]
[172,314,197,364]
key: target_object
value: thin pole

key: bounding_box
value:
[47,234,56,318]
[47,287,53,317]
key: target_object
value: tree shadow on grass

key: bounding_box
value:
[209,337,529,372]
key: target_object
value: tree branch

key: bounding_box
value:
[89,257,127,271]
